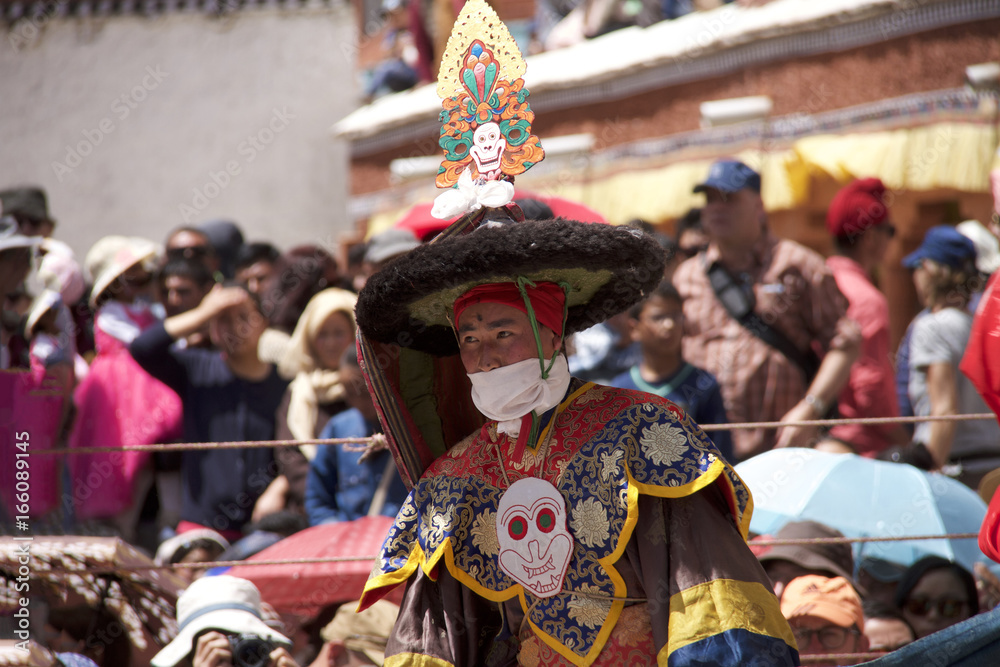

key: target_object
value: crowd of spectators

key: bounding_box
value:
[3,162,1000,666]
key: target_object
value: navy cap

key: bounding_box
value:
[902,225,977,270]
[693,160,761,194]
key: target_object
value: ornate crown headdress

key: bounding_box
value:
[429,0,544,222]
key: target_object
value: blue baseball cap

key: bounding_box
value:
[693,160,761,194]
[902,225,977,270]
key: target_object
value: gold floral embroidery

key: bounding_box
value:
[599,450,623,482]
[639,423,688,466]
[570,497,610,548]
[567,584,612,629]
[470,509,499,556]
[612,603,652,647]
[428,512,449,543]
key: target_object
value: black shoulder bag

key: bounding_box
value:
[706,261,821,384]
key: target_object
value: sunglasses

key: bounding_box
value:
[167,245,211,261]
[678,244,708,259]
[902,597,969,619]
[791,626,859,650]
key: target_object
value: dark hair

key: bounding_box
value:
[249,510,309,537]
[894,556,980,615]
[628,279,682,319]
[170,538,226,565]
[675,208,703,243]
[235,242,282,272]
[264,245,340,333]
[346,242,368,268]
[340,344,361,370]
[651,232,677,262]
[159,257,215,288]
[221,279,266,317]
[863,598,911,624]
[166,226,213,249]
[515,198,555,222]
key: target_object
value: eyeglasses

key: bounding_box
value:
[902,597,969,619]
[791,626,860,650]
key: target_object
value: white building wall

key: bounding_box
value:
[1,5,357,259]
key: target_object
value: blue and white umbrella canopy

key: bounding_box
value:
[736,448,989,575]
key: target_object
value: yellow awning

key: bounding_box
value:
[362,122,997,232]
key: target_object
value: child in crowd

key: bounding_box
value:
[305,348,407,525]
[610,280,733,462]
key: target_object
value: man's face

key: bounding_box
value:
[236,260,277,296]
[16,215,53,238]
[457,302,560,375]
[700,187,765,247]
[631,295,684,359]
[163,275,210,316]
[210,299,267,358]
[167,231,219,273]
[788,615,866,666]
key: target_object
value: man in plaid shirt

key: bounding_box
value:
[674,160,859,461]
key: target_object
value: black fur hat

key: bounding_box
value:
[356,218,665,356]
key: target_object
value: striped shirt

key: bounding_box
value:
[674,231,849,460]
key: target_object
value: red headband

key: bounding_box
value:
[452,282,566,336]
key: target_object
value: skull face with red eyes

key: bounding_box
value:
[470,122,506,180]
[496,477,573,598]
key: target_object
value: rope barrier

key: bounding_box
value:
[752,533,979,545]
[800,653,889,663]
[28,436,378,455]
[25,412,998,455]
[5,532,981,575]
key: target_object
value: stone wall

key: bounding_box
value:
[1,5,356,259]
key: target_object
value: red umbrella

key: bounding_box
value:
[226,516,400,621]
[393,190,607,241]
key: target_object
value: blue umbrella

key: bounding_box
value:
[735,448,989,575]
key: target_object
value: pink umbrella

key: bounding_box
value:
[394,191,607,241]
[226,516,401,621]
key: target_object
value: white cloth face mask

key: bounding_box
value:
[468,355,571,435]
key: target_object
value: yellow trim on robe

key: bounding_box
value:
[363,540,427,600]
[658,578,798,664]
[366,383,759,666]
[384,653,456,667]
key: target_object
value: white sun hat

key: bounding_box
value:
[151,575,291,667]
[85,235,159,307]
[24,289,62,339]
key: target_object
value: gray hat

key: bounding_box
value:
[0,186,51,223]
[757,520,856,583]
[365,228,420,264]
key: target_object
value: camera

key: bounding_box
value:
[227,633,277,667]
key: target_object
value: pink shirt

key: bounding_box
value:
[826,256,899,455]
